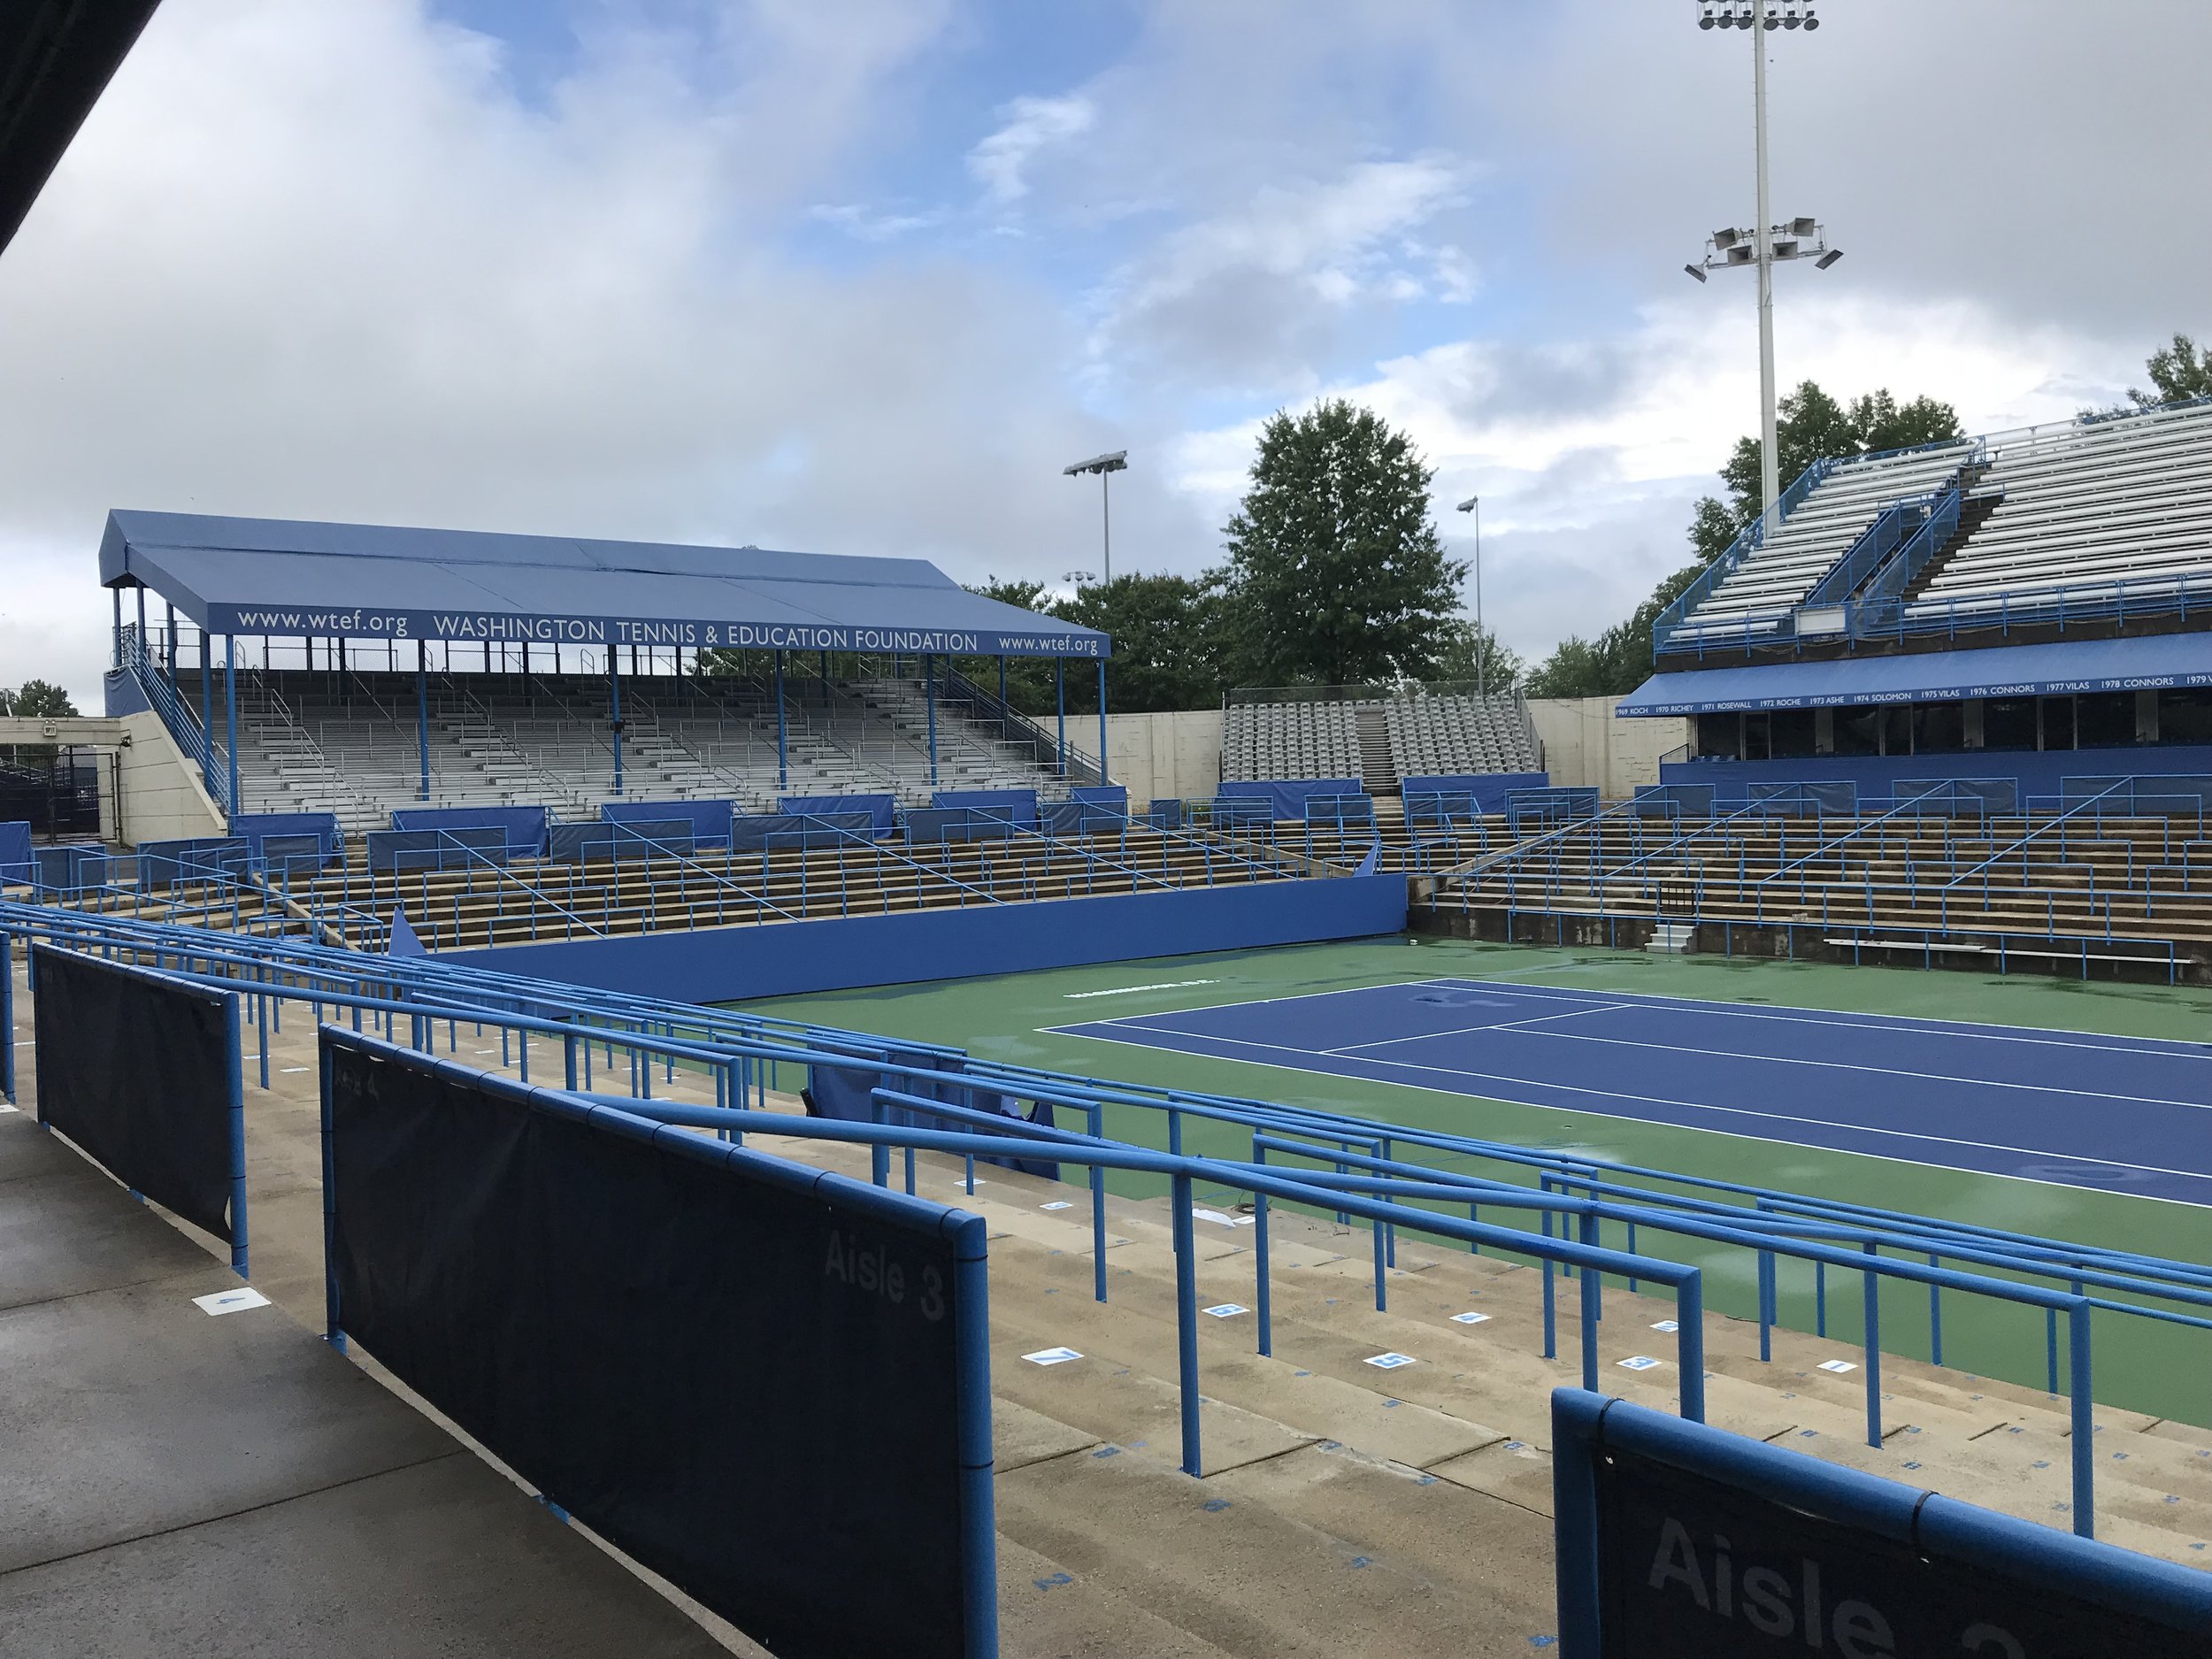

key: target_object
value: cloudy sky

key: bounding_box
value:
[3,0,2207,707]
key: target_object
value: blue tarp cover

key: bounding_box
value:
[0,820,30,885]
[228,812,342,861]
[601,798,733,849]
[729,812,874,851]
[1217,779,1363,819]
[929,788,1038,828]
[1400,772,1549,813]
[99,510,1110,659]
[1618,633,2212,716]
[780,793,896,834]
[549,820,695,863]
[389,805,549,857]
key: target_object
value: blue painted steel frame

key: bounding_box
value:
[316,1026,1001,1658]
[1,928,12,1102]
[1550,1388,2212,1659]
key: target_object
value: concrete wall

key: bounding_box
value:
[1067,709,1223,806]
[106,710,225,845]
[1527,697,1690,800]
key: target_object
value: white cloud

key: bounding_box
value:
[967,94,1095,205]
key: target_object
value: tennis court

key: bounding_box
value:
[1051,978,2212,1207]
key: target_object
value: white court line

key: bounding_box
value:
[1424,976,2212,1058]
[1048,1022,2212,1201]
[1329,1014,2210,1112]
[1323,1002,1632,1055]
[1063,979,1220,1000]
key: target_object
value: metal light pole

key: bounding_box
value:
[1455,495,1484,699]
[1688,1,1837,521]
[1063,451,1128,585]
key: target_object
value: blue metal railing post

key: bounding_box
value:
[925,654,939,787]
[0,928,12,1103]
[950,1215,1000,1658]
[1088,1103,1108,1303]
[226,987,249,1275]
[1863,1243,1882,1448]
[225,634,239,828]
[416,640,430,800]
[774,649,788,789]
[319,1037,345,1353]
[2070,1302,2094,1539]
[1171,1170,1202,1477]
[609,650,624,795]
[199,629,215,794]
[1253,1145,1272,1356]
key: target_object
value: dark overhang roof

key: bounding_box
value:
[1617,632,2212,716]
[0,1,162,257]
[98,510,1110,658]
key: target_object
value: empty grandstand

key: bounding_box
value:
[1223,686,1542,792]
[1655,397,2212,660]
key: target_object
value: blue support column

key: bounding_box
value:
[199,627,214,789]
[773,649,788,788]
[609,650,625,795]
[997,656,1007,736]
[111,587,122,667]
[165,602,177,691]
[925,653,939,786]
[134,587,146,663]
[224,634,239,828]
[1056,661,1066,778]
[1096,658,1110,786]
[416,640,430,800]
[818,648,830,707]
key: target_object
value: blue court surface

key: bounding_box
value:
[1048,979,2212,1207]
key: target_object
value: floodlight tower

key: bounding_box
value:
[1063,450,1128,584]
[1455,495,1485,698]
[1687,1,1838,522]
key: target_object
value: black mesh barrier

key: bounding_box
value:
[32,944,238,1241]
[325,1039,977,1659]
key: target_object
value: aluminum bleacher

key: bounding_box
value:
[207,668,1074,838]
[1225,689,1540,785]
[1663,442,1973,647]
[1902,399,2212,628]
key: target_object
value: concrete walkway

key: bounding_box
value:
[0,1017,730,1655]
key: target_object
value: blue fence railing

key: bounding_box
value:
[10,899,2212,1544]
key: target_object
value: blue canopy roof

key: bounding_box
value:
[1617,632,2212,716]
[98,510,1110,659]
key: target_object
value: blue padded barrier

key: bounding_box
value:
[602,797,733,850]
[1895,777,2020,816]
[0,820,30,885]
[1505,787,1600,833]
[259,834,334,881]
[1400,772,1549,813]
[389,805,549,858]
[1146,801,1187,830]
[448,872,1411,1002]
[929,788,1037,830]
[228,812,342,865]
[1209,795,1278,828]
[1069,785,1129,811]
[904,808,1024,845]
[779,793,896,835]
[366,826,510,873]
[1303,793,1375,826]
[732,812,877,852]
[1041,800,1129,836]
[1217,778,1363,819]
[2064,774,2212,814]
[136,838,251,891]
[1745,780,1859,818]
[549,820,696,864]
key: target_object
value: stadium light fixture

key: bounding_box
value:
[1684,0,1835,520]
[1455,496,1486,699]
[1063,449,1128,585]
[1063,568,1096,590]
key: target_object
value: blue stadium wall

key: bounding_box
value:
[1662,743,2212,803]
[440,873,1409,1002]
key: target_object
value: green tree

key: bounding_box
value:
[2131,333,2212,408]
[1051,572,1227,714]
[1430,618,1523,695]
[1218,399,1467,687]
[0,679,80,770]
[1530,377,1966,698]
[954,578,1061,712]
[1695,380,1963,557]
